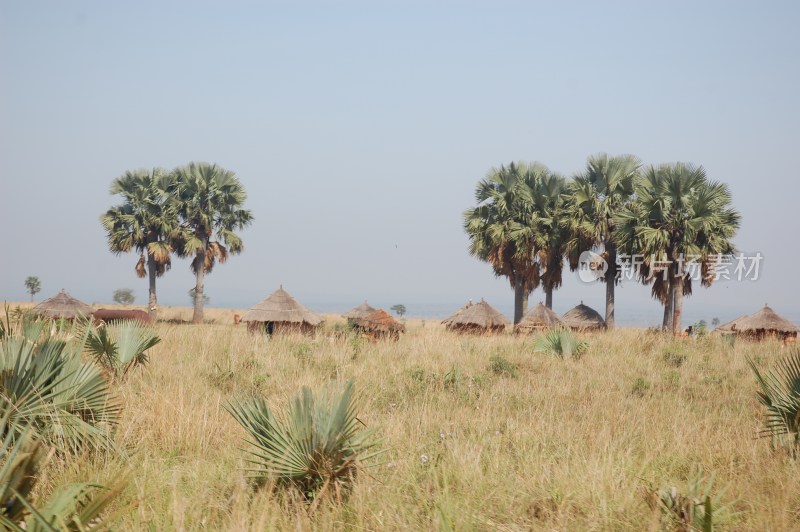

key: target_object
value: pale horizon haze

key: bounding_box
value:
[1,1,798,326]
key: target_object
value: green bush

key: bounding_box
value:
[644,467,737,530]
[488,355,518,377]
[226,380,382,503]
[747,348,800,451]
[0,318,120,453]
[534,328,588,360]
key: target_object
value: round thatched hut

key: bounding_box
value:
[514,303,564,334]
[442,299,473,328]
[354,309,405,341]
[343,300,377,324]
[443,299,509,334]
[32,289,94,320]
[562,302,606,331]
[729,305,798,342]
[240,286,323,335]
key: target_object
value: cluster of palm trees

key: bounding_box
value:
[464,153,741,334]
[101,162,253,323]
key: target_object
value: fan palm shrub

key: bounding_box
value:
[86,321,160,379]
[747,348,800,451]
[533,328,588,360]
[0,414,125,530]
[226,380,381,503]
[0,318,120,453]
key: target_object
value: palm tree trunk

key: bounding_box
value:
[192,248,206,324]
[604,246,616,329]
[147,253,158,320]
[662,290,674,331]
[671,273,683,335]
[522,288,529,317]
[545,286,553,309]
[514,278,525,325]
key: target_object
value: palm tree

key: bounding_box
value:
[529,172,568,309]
[563,154,641,328]
[464,162,561,323]
[614,163,740,334]
[23,276,41,302]
[101,169,177,319]
[171,162,253,324]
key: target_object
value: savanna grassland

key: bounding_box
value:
[13,305,800,530]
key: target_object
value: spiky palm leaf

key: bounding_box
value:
[747,349,800,449]
[533,328,588,360]
[0,416,124,530]
[226,380,381,502]
[85,321,159,379]
[0,319,120,453]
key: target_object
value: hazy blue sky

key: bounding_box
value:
[1,1,798,325]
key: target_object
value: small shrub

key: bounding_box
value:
[226,380,382,503]
[534,328,588,360]
[631,377,652,397]
[86,321,160,378]
[663,370,681,389]
[0,317,120,452]
[643,467,737,530]
[0,424,125,530]
[747,348,800,451]
[443,366,462,390]
[488,355,518,377]
[662,345,687,368]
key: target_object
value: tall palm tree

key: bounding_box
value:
[614,163,740,334]
[563,154,641,328]
[171,162,253,324]
[101,169,177,319]
[464,162,560,324]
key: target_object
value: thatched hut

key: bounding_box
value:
[343,300,377,324]
[32,289,94,320]
[714,315,748,333]
[443,299,509,334]
[354,309,405,341]
[562,302,606,331]
[441,299,473,328]
[514,303,564,334]
[729,305,798,341]
[240,286,323,335]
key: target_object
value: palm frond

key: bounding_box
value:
[226,380,382,502]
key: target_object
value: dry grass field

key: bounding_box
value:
[6,302,800,530]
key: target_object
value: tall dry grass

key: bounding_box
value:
[12,303,800,530]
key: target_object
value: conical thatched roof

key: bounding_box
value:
[515,303,564,333]
[355,309,405,333]
[445,299,509,330]
[33,289,94,319]
[343,300,377,320]
[240,286,322,326]
[562,302,606,331]
[442,299,473,326]
[715,315,748,332]
[734,305,798,334]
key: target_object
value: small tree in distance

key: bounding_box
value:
[24,276,41,302]
[390,304,406,317]
[113,288,136,305]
